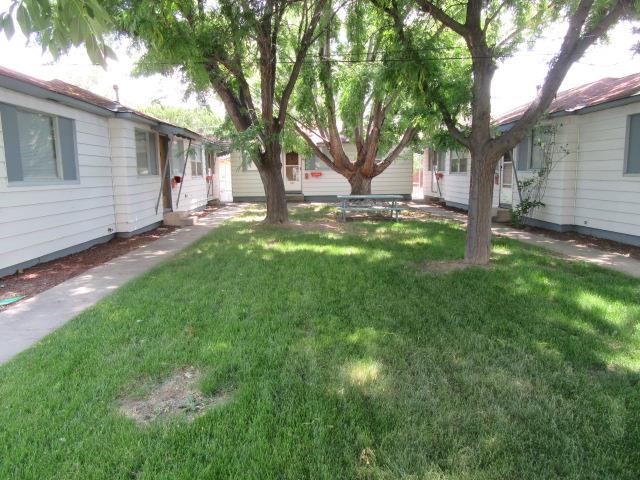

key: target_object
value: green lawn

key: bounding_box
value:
[1,205,639,479]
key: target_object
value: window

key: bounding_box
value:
[304,154,331,171]
[191,145,204,177]
[241,151,258,171]
[135,129,159,175]
[436,151,446,171]
[1,103,78,183]
[625,113,640,174]
[171,139,185,176]
[516,127,552,170]
[450,151,468,173]
[206,150,216,175]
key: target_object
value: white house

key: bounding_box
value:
[231,144,414,201]
[424,72,640,247]
[0,66,230,277]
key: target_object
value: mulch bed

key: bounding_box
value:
[0,225,176,311]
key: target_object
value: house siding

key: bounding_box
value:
[170,141,208,212]
[109,118,163,233]
[426,101,640,245]
[430,150,499,209]
[231,146,413,199]
[573,104,640,238]
[0,88,116,274]
[513,119,579,226]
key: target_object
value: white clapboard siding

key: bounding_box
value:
[573,103,640,237]
[438,151,499,208]
[231,150,265,197]
[171,142,208,212]
[0,88,116,273]
[231,147,413,198]
[512,120,579,226]
[108,118,164,233]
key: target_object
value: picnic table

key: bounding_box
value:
[337,194,403,221]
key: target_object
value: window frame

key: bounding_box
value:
[517,126,553,171]
[135,129,159,176]
[2,103,79,185]
[171,139,186,176]
[449,150,468,174]
[190,145,204,177]
[624,113,640,175]
[304,152,331,171]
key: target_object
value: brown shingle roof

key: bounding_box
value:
[0,65,121,111]
[494,72,640,126]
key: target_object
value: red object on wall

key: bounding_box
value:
[173,175,182,184]
[310,171,323,178]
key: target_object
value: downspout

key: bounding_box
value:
[107,119,118,234]
[572,119,579,227]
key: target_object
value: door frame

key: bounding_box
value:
[283,151,302,192]
[499,153,514,207]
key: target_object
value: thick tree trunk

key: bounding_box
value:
[258,141,288,224]
[349,171,372,194]
[464,153,496,265]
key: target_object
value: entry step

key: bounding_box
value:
[492,208,512,223]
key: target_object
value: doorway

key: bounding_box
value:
[284,152,302,191]
[499,153,513,206]
[158,135,173,211]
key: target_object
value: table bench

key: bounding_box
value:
[337,194,403,221]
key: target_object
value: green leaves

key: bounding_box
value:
[0,0,114,67]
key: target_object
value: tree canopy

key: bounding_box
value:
[104,0,330,223]
[0,0,115,66]
[288,0,444,194]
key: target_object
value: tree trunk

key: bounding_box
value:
[258,142,288,224]
[464,153,496,264]
[349,170,372,194]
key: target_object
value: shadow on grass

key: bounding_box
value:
[0,206,638,479]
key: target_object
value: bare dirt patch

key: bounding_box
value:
[417,260,492,274]
[119,366,232,425]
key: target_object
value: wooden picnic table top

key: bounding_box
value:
[336,194,404,200]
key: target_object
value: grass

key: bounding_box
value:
[1,205,639,479]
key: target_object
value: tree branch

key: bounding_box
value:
[374,125,418,175]
[436,99,470,149]
[415,0,469,37]
[277,0,328,128]
[489,0,632,158]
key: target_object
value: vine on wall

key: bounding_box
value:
[511,124,569,225]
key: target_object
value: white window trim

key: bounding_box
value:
[135,129,158,176]
[191,146,204,177]
[449,151,468,175]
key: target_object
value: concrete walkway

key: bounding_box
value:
[408,202,640,279]
[0,204,246,364]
